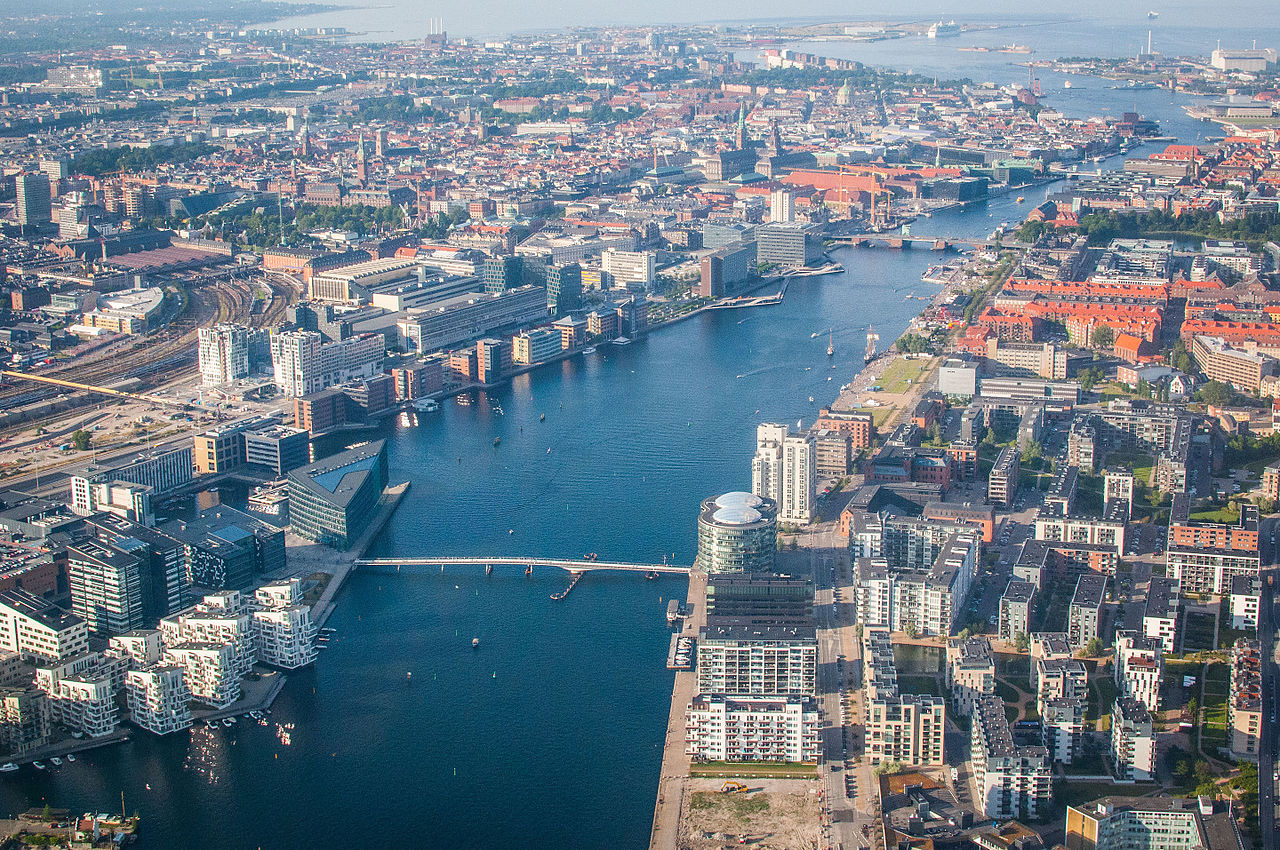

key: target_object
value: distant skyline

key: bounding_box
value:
[265,0,1277,42]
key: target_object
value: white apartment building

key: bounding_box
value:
[269,330,384,397]
[0,589,89,664]
[769,188,795,223]
[1142,577,1179,654]
[685,695,820,763]
[971,695,1053,820]
[1037,658,1089,713]
[946,637,996,717]
[1114,631,1162,713]
[999,580,1034,643]
[854,534,977,637]
[600,249,656,286]
[125,665,192,735]
[160,593,255,676]
[164,643,240,708]
[252,608,317,670]
[751,423,815,525]
[1041,697,1084,764]
[695,626,817,697]
[1112,696,1157,781]
[198,323,249,387]
[108,629,163,667]
[37,657,120,738]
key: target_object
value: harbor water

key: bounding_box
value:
[0,33,1227,848]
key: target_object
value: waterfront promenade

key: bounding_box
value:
[649,569,707,850]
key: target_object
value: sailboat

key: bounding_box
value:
[827,329,834,357]
[865,326,880,364]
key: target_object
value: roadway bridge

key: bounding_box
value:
[827,235,994,251]
[354,556,692,575]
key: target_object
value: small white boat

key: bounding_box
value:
[65,754,75,762]
[0,763,17,772]
[32,761,45,770]
[472,637,481,648]
[50,757,62,767]
[206,720,218,729]
[222,718,234,727]
[582,346,597,355]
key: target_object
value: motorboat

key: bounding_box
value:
[0,763,17,772]
[32,762,45,770]
[65,754,75,763]
[222,718,234,727]
[582,346,597,355]
[50,757,62,767]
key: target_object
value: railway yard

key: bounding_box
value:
[0,270,300,485]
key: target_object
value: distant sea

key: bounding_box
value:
[263,0,1276,56]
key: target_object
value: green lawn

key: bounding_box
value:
[1189,504,1241,524]
[690,762,817,779]
[994,678,1021,703]
[879,357,932,394]
[1090,677,1118,726]
[1202,661,1230,750]
[871,407,896,429]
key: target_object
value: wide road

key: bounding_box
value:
[1259,516,1277,850]
[796,522,878,850]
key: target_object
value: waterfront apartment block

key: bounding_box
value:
[695,492,778,574]
[251,606,318,670]
[1041,697,1084,765]
[1142,576,1179,653]
[398,285,548,355]
[1111,695,1156,781]
[163,642,241,708]
[987,446,1019,507]
[1166,497,1260,595]
[1065,796,1245,850]
[703,575,813,627]
[124,665,192,735]
[1229,639,1261,759]
[0,687,52,756]
[695,625,817,697]
[864,693,946,766]
[999,580,1034,642]
[160,593,256,678]
[270,330,385,398]
[946,636,996,717]
[970,694,1052,820]
[287,440,389,550]
[1114,630,1162,713]
[0,588,88,664]
[751,423,815,525]
[684,695,820,763]
[1067,574,1106,649]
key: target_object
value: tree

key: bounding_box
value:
[1135,377,1151,399]
[71,429,91,451]
[1259,497,1277,515]
[1084,637,1104,657]
[1078,366,1105,392]
[1197,380,1234,407]
[1090,324,1115,350]
[1013,632,1030,652]
[1024,440,1043,463]
[1188,696,1199,721]
[903,622,920,639]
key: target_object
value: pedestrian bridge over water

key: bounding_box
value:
[354,556,692,575]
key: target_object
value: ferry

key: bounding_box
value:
[999,44,1031,54]
[0,763,17,772]
[927,20,961,38]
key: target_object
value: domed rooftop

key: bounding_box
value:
[712,506,763,526]
[714,491,763,510]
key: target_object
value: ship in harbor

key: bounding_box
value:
[865,327,880,363]
[927,20,962,38]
